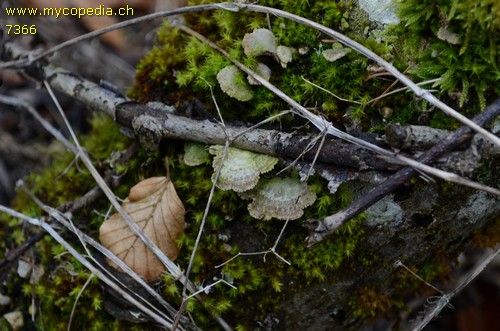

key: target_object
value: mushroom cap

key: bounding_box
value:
[247,62,272,85]
[242,28,278,57]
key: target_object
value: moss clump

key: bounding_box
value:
[4,1,497,330]
[0,114,138,330]
[391,0,499,112]
[130,0,420,131]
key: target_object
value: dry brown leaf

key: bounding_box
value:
[99,176,185,282]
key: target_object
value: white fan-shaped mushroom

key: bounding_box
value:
[183,142,209,166]
[242,28,278,57]
[240,177,316,220]
[217,65,254,101]
[209,146,278,192]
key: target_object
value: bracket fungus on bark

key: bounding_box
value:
[216,65,255,101]
[209,145,278,192]
[240,177,317,220]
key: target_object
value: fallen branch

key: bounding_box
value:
[5,47,496,196]
[305,98,500,246]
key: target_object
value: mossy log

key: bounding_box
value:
[1,51,498,329]
[1,0,499,329]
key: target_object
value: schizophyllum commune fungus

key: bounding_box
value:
[183,142,210,166]
[242,28,278,57]
[239,177,317,220]
[209,145,279,192]
[216,65,255,101]
[247,62,272,85]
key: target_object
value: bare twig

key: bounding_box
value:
[365,79,440,105]
[237,4,500,147]
[300,76,363,105]
[68,273,95,331]
[2,2,497,146]
[4,41,497,193]
[42,80,189,282]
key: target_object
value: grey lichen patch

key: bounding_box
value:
[216,65,254,101]
[240,177,316,220]
[457,191,500,225]
[209,145,278,192]
[183,142,209,166]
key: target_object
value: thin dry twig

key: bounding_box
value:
[172,79,233,331]
[306,98,500,245]
[237,4,500,147]
[18,178,186,326]
[67,273,95,331]
[42,80,189,282]
[3,41,496,194]
[300,76,363,105]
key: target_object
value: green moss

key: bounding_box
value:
[390,0,499,111]
[3,1,497,329]
[0,114,136,330]
[130,0,411,130]
[349,287,404,319]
